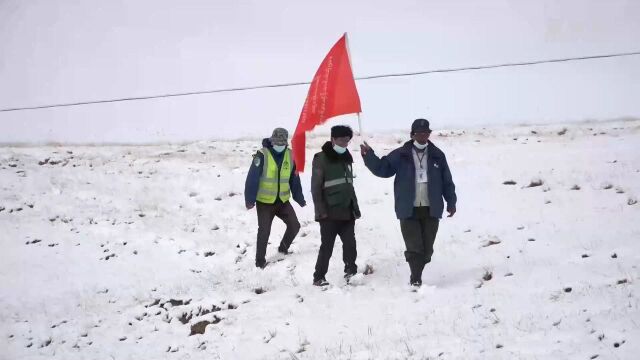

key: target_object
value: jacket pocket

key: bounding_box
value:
[430,161,443,178]
[325,187,343,207]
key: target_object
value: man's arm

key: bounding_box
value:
[310,154,328,219]
[289,162,306,207]
[244,152,264,209]
[441,154,457,217]
[361,142,398,178]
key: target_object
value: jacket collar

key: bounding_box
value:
[262,137,273,148]
[400,140,439,159]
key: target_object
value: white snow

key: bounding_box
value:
[1,119,639,359]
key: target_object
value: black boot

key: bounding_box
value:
[313,278,329,286]
[277,244,291,255]
[408,260,424,286]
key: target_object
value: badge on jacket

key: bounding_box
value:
[253,156,261,167]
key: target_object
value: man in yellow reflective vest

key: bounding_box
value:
[245,128,306,269]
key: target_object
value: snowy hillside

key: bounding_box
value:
[1,119,639,359]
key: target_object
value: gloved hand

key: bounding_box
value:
[246,203,255,210]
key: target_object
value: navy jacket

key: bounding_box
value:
[244,138,306,207]
[362,140,456,219]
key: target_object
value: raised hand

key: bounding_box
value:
[359,141,372,156]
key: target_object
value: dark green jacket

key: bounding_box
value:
[311,141,361,221]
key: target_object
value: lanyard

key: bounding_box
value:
[414,149,426,169]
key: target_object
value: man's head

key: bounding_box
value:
[410,118,431,145]
[330,125,353,148]
[270,127,288,146]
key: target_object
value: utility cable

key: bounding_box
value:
[1,50,639,113]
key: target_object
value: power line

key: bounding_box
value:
[356,50,640,80]
[2,50,639,113]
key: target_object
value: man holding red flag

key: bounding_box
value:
[291,34,363,286]
[310,125,361,286]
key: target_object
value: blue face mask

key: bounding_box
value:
[333,144,347,154]
[272,145,286,153]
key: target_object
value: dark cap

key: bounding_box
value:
[270,127,288,146]
[411,118,431,135]
[330,125,353,139]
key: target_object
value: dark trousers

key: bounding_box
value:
[399,207,439,281]
[313,219,357,281]
[256,201,300,264]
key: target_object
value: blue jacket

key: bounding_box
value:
[244,138,306,207]
[362,140,456,219]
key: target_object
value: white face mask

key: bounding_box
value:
[414,141,427,150]
[272,144,286,153]
[333,144,347,154]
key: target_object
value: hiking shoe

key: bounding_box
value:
[277,246,291,255]
[313,278,329,286]
[344,272,357,280]
[410,279,422,287]
[255,260,267,269]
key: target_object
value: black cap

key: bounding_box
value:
[331,125,353,139]
[411,118,431,135]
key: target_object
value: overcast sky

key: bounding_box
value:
[1,0,639,143]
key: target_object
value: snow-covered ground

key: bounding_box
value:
[1,119,639,359]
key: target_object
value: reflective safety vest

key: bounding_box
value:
[256,148,292,203]
[317,153,359,212]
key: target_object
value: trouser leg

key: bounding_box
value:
[400,207,427,283]
[274,201,301,251]
[313,220,339,281]
[338,219,357,274]
[417,207,440,264]
[400,213,424,263]
[256,202,276,266]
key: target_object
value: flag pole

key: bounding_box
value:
[344,32,364,140]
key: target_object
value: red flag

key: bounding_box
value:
[292,34,361,172]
